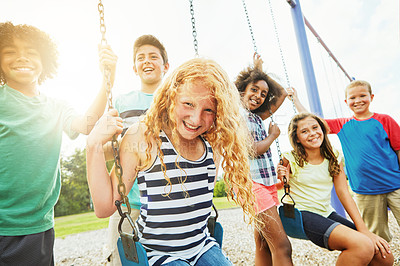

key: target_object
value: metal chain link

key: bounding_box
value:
[241,0,258,54]
[189,0,199,56]
[98,0,113,110]
[266,0,290,88]
[265,0,298,165]
[268,110,283,161]
[97,0,131,216]
[266,1,299,200]
[266,0,297,114]
[97,0,107,46]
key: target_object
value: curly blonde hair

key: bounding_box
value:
[140,58,256,222]
[288,112,340,178]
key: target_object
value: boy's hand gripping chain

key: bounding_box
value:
[98,1,139,262]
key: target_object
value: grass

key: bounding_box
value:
[212,196,239,209]
[54,212,109,238]
[54,196,237,238]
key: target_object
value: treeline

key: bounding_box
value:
[55,148,227,217]
[55,148,91,217]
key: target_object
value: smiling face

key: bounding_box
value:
[174,79,217,141]
[241,80,268,111]
[296,116,324,152]
[345,85,374,119]
[133,44,169,87]
[0,37,42,91]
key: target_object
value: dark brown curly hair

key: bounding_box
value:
[0,21,58,85]
[234,65,283,114]
[288,112,341,178]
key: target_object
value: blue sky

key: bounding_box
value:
[1,0,399,160]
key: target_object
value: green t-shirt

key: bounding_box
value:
[0,85,78,236]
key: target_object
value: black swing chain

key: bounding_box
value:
[241,0,258,55]
[97,0,131,217]
[189,0,199,56]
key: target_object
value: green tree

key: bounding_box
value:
[213,179,227,197]
[55,148,92,217]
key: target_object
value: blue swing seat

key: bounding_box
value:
[212,221,224,248]
[117,203,224,266]
[278,204,308,240]
[117,221,224,266]
[278,176,308,240]
[117,236,149,266]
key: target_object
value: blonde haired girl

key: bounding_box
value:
[87,58,255,265]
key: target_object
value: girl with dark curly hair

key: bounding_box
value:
[235,53,292,266]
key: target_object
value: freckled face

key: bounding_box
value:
[174,80,216,141]
[242,80,268,111]
[296,117,324,151]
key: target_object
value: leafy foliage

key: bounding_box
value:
[55,148,92,217]
[213,179,227,197]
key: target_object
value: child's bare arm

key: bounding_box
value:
[253,122,280,156]
[258,78,288,121]
[333,161,391,257]
[102,141,117,161]
[86,110,144,218]
[253,52,263,70]
[213,153,222,186]
[286,87,308,113]
[334,162,367,230]
[86,109,122,217]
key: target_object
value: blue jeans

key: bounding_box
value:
[163,245,232,266]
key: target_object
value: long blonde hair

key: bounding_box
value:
[141,58,256,222]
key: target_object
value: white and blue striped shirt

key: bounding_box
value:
[137,132,218,265]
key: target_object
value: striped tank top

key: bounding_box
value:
[136,131,218,265]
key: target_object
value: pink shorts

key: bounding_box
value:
[253,181,279,214]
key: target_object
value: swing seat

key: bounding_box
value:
[278,204,308,240]
[213,221,224,247]
[117,237,148,266]
[117,218,224,265]
[207,216,224,248]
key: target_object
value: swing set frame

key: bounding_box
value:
[95,0,354,263]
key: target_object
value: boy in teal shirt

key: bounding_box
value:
[105,35,169,265]
[0,21,116,265]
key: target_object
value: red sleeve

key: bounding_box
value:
[374,113,400,151]
[325,117,350,134]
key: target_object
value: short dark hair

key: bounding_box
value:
[0,21,58,85]
[234,66,283,114]
[133,35,168,65]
